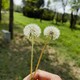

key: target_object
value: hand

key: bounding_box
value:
[23,70,62,80]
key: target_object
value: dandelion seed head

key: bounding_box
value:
[23,24,41,38]
[44,26,60,40]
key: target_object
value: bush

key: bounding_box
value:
[55,13,62,22]
[23,6,33,16]
[62,14,68,22]
[23,6,41,18]
[77,20,80,25]
[77,16,80,25]
[63,13,70,22]
[42,9,54,20]
[23,6,54,20]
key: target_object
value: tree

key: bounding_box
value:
[22,0,44,8]
[37,0,44,8]
[22,0,44,22]
[9,0,14,39]
[2,0,9,10]
[69,0,80,29]
[37,0,44,22]
[61,0,68,23]
[0,0,9,22]
[0,0,2,22]
[22,0,27,6]
[50,0,62,24]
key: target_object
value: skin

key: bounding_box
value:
[23,70,62,80]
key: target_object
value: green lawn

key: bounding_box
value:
[0,12,80,80]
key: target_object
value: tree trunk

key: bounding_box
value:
[56,12,58,24]
[70,11,75,30]
[70,9,79,30]
[0,0,2,22]
[9,0,14,39]
[74,9,79,28]
[62,8,65,23]
[40,9,44,23]
[62,13,65,23]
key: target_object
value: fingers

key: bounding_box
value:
[23,74,31,80]
[33,70,50,80]
[23,70,49,80]
[35,70,62,80]
[23,70,62,80]
[23,72,39,80]
[35,70,51,80]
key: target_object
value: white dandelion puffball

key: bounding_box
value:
[23,24,41,38]
[44,26,60,40]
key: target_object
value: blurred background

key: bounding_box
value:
[0,0,80,80]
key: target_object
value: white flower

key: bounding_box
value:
[23,24,41,38]
[44,26,60,40]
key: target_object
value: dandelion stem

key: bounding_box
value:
[30,37,34,80]
[34,42,47,76]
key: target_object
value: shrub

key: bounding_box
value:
[55,13,62,22]
[62,14,69,22]
[77,16,80,25]
[77,20,80,25]
[23,6,54,20]
[23,6,41,18]
[42,9,54,20]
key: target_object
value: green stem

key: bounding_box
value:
[30,37,34,80]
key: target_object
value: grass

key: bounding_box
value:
[0,12,80,80]
[14,12,80,66]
